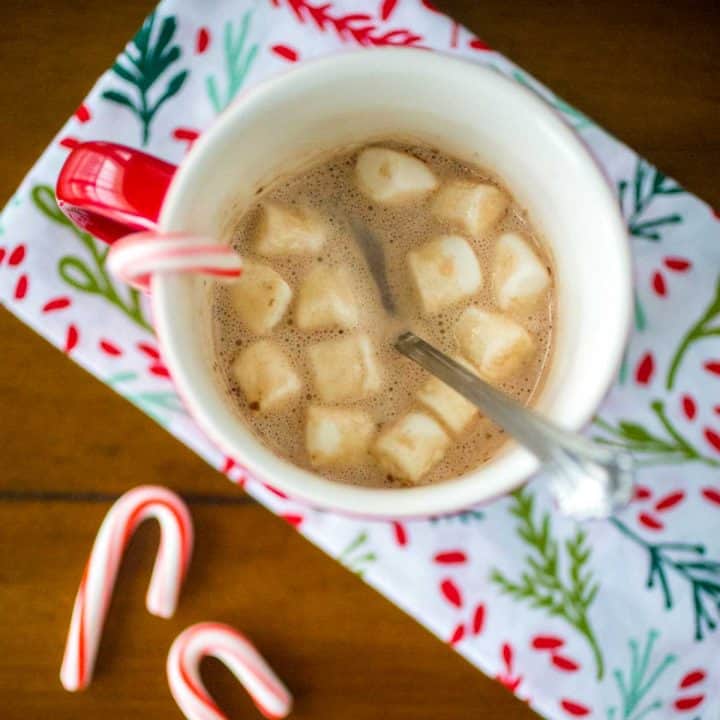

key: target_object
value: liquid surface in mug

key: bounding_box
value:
[212,141,555,487]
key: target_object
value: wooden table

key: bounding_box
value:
[1,2,718,718]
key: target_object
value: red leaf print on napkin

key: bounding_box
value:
[551,655,580,672]
[654,491,684,511]
[273,0,424,47]
[99,339,122,356]
[149,363,171,379]
[635,352,654,385]
[496,643,522,692]
[638,512,664,531]
[64,325,79,353]
[560,699,590,716]
[42,296,71,313]
[281,513,303,527]
[272,44,299,62]
[433,550,467,564]
[704,361,720,376]
[664,256,691,272]
[74,103,91,123]
[472,604,485,635]
[651,271,666,296]
[440,579,463,608]
[60,137,81,150]
[532,635,564,650]
[679,669,705,688]
[704,428,720,453]
[701,487,720,506]
[196,27,210,54]
[391,521,407,547]
[469,37,491,51]
[14,274,28,300]
[675,695,704,711]
[137,342,161,359]
[8,244,25,266]
[681,394,697,420]
[379,0,398,21]
[449,623,465,646]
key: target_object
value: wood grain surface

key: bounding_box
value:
[1,1,718,718]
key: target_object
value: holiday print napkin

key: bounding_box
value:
[2,1,719,717]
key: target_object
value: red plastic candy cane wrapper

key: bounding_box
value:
[167,622,293,720]
[60,485,194,692]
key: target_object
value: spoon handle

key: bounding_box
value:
[395,332,634,518]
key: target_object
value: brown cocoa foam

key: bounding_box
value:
[212,141,554,487]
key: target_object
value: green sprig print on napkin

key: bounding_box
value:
[31,185,151,331]
[491,488,604,678]
[339,530,377,578]
[594,400,719,468]
[107,371,184,426]
[612,519,720,642]
[666,274,720,390]
[430,509,485,525]
[102,12,188,145]
[606,629,676,720]
[618,159,684,241]
[206,11,259,114]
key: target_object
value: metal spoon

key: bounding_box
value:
[350,218,634,519]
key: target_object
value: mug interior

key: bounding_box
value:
[153,49,631,517]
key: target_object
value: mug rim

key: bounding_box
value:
[152,48,632,518]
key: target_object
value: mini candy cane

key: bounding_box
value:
[167,622,293,720]
[61,485,193,692]
[107,232,243,292]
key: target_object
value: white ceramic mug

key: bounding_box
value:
[56,49,632,518]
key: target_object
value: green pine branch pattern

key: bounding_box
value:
[618,159,684,241]
[606,629,676,720]
[107,371,184,426]
[430,509,485,524]
[102,12,188,145]
[490,488,605,678]
[666,274,720,390]
[206,11,259,114]
[594,400,720,468]
[339,531,377,578]
[612,519,720,642]
[31,185,151,331]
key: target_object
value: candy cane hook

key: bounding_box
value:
[107,232,243,292]
[60,485,194,691]
[167,623,293,720]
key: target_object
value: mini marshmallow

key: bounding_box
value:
[355,148,438,205]
[455,307,535,382]
[493,232,551,312]
[232,340,301,412]
[296,265,359,331]
[416,357,479,435]
[308,333,382,403]
[407,235,483,315]
[373,412,449,484]
[306,406,376,467]
[229,261,292,335]
[255,201,327,256]
[432,180,508,238]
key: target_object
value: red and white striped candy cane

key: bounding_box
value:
[167,622,292,720]
[60,485,193,692]
[107,232,243,292]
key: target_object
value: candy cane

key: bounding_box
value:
[167,622,293,720]
[60,485,193,692]
[107,232,243,292]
